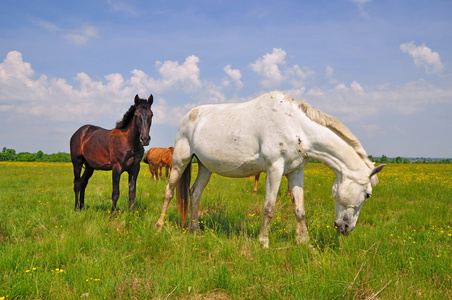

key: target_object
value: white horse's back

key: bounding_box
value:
[174,91,307,177]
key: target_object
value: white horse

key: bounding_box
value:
[155,91,385,248]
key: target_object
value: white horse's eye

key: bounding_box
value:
[366,193,372,199]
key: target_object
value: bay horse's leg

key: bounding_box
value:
[72,161,83,210]
[79,165,94,210]
[258,164,284,249]
[188,162,212,232]
[286,167,310,244]
[127,163,140,210]
[111,166,122,212]
[149,164,155,180]
[254,173,260,193]
[158,164,163,180]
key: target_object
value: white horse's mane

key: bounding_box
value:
[281,93,374,169]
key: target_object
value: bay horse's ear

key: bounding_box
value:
[134,94,140,105]
[148,94,154,106]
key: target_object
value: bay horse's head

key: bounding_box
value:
[332,164,386,236]
[134,94,154,146]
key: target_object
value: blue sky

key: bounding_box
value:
[1,0,451,157]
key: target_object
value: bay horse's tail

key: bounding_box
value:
[143,155,149,164]
[176,159,192,227]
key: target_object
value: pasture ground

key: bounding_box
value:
[0,162,451,299]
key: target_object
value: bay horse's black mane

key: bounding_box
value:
[115,97,149,130]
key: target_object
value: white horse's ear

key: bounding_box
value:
[370,164,386,186]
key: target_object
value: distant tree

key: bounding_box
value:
[36,150,44,160]
[403,158,411,164]
[394,156,403,164]
[0,148,17,161]
[16,152,36,162]
[380,155,390,164]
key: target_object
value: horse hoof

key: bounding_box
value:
[155,221,164,231]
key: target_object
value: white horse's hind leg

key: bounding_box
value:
[258,165,284,249]
[286,168,310,244]
[188,161,212,232]
[155,140,192,230]
[155,169,180,230]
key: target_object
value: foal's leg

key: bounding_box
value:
[286,168,310,244]
[188,162,212,232]
[128,163,140,210]
[79,165,94,210]
[72,162,83,210]
[111,166,122,212]
[258,164,284,249]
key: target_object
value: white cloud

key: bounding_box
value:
[0,51,223,126]
[156,55,202,93]
[350,0,372,18]
[400,41,444,73]
[64,24,99,46]
[30,18,62,32]
[326,65,334,78]
[351,80,364,92]
[223,65,244,89]
[305,79,452,123]
[107,0,140,16]
[250,48,287,88]
[31,18,99,46]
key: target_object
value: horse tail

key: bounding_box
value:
[143,155,149,164]
[176,159,192,227]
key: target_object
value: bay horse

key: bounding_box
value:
[70,94,154,212]
[143,147,174,180]
[155,91,385,248]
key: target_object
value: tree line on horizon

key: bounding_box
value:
[1,147,450,164]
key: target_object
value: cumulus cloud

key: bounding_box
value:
[250,48,287,88]
[223,65,244,89]
[0,51,225,128]
[304,79,452,124]
[156,55,202,93]
[400,41,444,73]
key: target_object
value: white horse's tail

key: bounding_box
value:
[176,159,192,227]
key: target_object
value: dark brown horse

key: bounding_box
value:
[70,94,154,212]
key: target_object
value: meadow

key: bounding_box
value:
[0,162,451,299]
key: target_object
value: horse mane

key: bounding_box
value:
[282,93,374,169]
[115,97,150,129]
[116,104,136,129]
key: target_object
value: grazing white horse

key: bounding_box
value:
[155,91,385,248]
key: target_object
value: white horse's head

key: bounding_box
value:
[332,164,385,235]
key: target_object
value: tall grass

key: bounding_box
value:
[0,162,451,299]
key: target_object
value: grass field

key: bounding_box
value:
[0,162,451,299]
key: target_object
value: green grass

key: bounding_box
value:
[0,162,451,299]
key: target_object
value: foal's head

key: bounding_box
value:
[133,94,154,146]
[332,164,386,236]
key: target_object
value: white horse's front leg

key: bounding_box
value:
[258,166,283,249]
[287,168,310,244]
